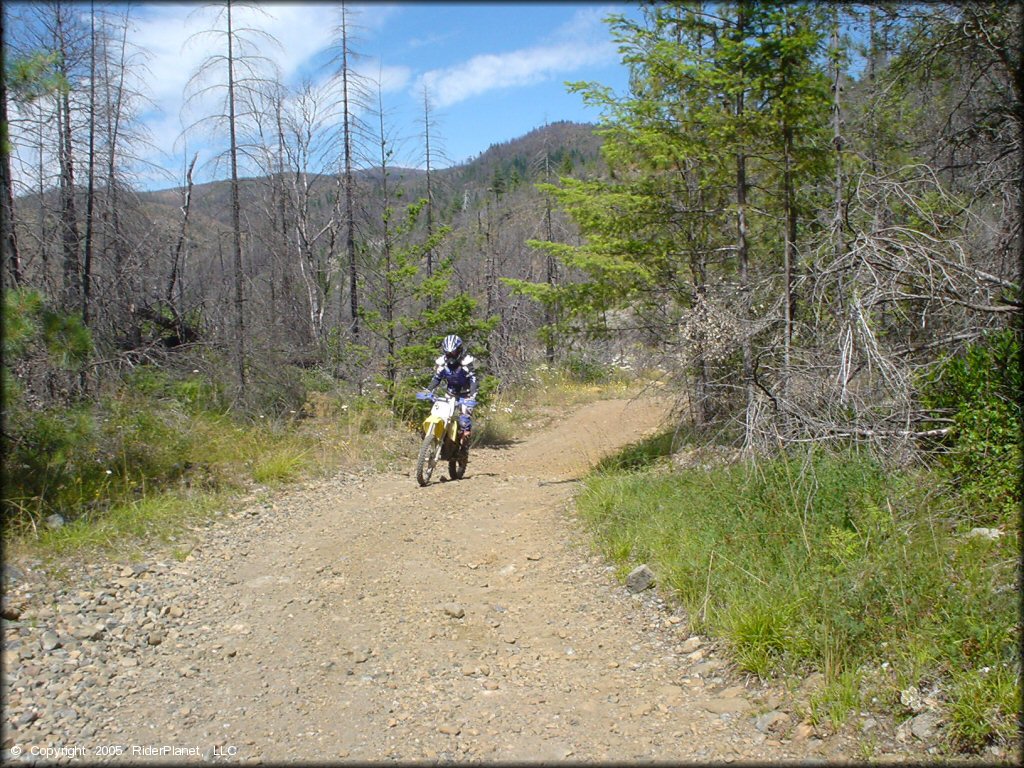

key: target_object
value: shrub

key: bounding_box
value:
[594,428,675,472]
[1,292,109,522]
[252,449,308,485]
[565,353,608,384]
[4,406,101,521]
[919,328,1022,526]
[125,365,222,413]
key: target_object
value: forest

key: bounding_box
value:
[3,1,1019,432]
[1,0,1021,753]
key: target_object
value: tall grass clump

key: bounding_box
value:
[577,439,1019,751]
[32,491,227,560]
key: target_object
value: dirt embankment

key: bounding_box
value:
[3,397,939,763]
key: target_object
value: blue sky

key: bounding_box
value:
[345,2,631,164]
[9,2,637,191]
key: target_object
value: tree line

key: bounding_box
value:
[2,1,1021,461]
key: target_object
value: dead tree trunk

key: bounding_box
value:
[0,7,22,287]
[81,2,97,331]
[339,2,359,342]
[168,152,198,310]
[58,74,81,313]
[227,0,247,396]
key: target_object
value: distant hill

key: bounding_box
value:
[8,120,606,335]
[125,120,605,247]
[139,120,602,203]
[447,120,604,183]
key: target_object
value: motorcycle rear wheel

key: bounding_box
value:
[416,430,441,486]
[448,451,467,481]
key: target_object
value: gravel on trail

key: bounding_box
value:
[2,397,967,764]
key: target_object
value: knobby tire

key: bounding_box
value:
[448,447,467,481]
[416,430,441,486]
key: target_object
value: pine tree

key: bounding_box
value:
[514,1,832,435]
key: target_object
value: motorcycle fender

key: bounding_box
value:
[445,418,460,442]
[423,415,446,440]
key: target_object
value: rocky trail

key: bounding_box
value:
[3,396,939,763]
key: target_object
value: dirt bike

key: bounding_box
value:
[415,391,476,486]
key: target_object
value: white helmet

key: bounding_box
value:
[441,334,463,364]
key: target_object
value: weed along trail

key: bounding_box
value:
[4,396,920,763]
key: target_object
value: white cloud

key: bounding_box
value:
[345,3,404,34]
[553,5,620,44]
[123,2,345,179]
[129,4,211,110]
[406,30,459,50]
[364,63,412,94]
[130,4,338,120]
[242,3,338,81]
[310,62,411,127]
[415,6,618,109]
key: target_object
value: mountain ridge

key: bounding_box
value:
[139,120,603,201]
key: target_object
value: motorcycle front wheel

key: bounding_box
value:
[416,430,441,486]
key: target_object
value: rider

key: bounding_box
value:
[425,334,478,443]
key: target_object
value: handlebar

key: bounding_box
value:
[416,392,477,408]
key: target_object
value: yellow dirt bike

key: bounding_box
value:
[415,391,475,486]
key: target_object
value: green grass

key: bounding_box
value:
[3,382,416,563]
[25,490,227,561]
[251,448,309,485]
[575,440,1021,753]
[595,429,676,473]
[471,411,519,447]
[945,664,1020,750]
[808,667,864,730]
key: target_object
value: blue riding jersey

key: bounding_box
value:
[429,354,478,397]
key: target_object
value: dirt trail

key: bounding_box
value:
[3,397,924,763]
